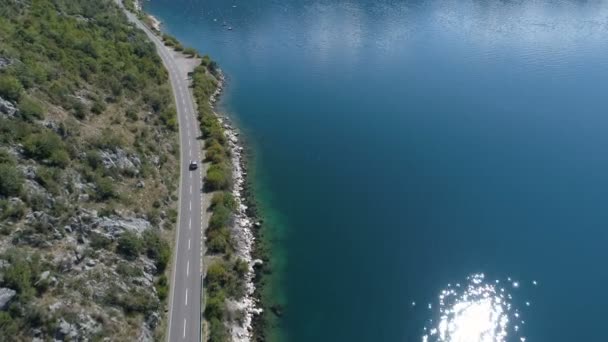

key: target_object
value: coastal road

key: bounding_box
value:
[119,3,206,341]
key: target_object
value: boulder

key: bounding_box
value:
[146,311,160,329]
[0,288,16,310]
[0,97,16,118]
[0,57,11,69]
[38,270,50,284]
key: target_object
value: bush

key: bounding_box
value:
[0,75,23,102]
[205,292,226,320]
[116,231,142,260]
[205,164,231,192]
[106,287,159,314]
[210,192,235,211]
[2,257,35,299]
[116,262,143,278]
[34,166,61,195]
[0,164,23,197]
[209,204,231,230]
[205,141,227,164]
[159,107,177,131]
[90,233,112,250]
[155,275,168,301]
[0,312,18,338]
[183,47,198,58]
[23,131,65,162]
[94,176,116,200]
[18,96,44,121]
[207,227,231,254]
[0,199,26,221]
[143,230,171,272]
[208,317,229,342]
[49,149,69,167]
[233,258,249,277]
[0,149,15,165]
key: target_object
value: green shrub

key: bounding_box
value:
[90,233,112,250]
[0,149,15,165]
[143,230,171,273]
[116,231,142,260]
[0,75,23,102]
[205,164,231,192]
[208,317,229,342]
[0,199,26,221]
[2,257,35,299]
[18,96,44,121]
[34,166,62,195]
[183,47,198,57]
[207,227,231,254]
[0,164,23,197]
[205,291,226,320]
[85,150,103,170]
[23,131,65,162]
[155,275,168,301]
[91,98,106,114]
[210,192,235,211]
[49,149,69,167]
[116,262,143,278]
[93,176,116,200]
[205,140,227,164]
[0,312,18,338]
[209,204,231,230]
[233,258,248,277]
[159,107,177,131]
[106,287,158,314]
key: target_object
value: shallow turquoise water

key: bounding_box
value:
[145,0,608,340]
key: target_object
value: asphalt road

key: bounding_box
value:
[120,4,206,341]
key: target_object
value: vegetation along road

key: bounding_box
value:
[119,3,207,341]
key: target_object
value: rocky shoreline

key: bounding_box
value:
[210,76,264,342]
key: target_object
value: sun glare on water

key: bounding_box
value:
[422,274,530,342]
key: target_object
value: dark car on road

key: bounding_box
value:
[189,160,198,170]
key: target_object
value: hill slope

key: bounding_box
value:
[0,0,180,340]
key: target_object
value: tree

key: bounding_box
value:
[0,76,23,102]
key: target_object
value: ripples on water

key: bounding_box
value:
[421,274,534,342]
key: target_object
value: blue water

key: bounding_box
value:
[144,0,608,341]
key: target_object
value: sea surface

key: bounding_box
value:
[144,0,608,341]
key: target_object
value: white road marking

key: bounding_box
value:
[187,260,190,277]
[189,217,192,230]
[188,239,191,250]
[183,319,187,338]
[185,288,188,306]
[189,201,192,211]
[189,185,192,195]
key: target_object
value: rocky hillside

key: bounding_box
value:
[0,0,179,340]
